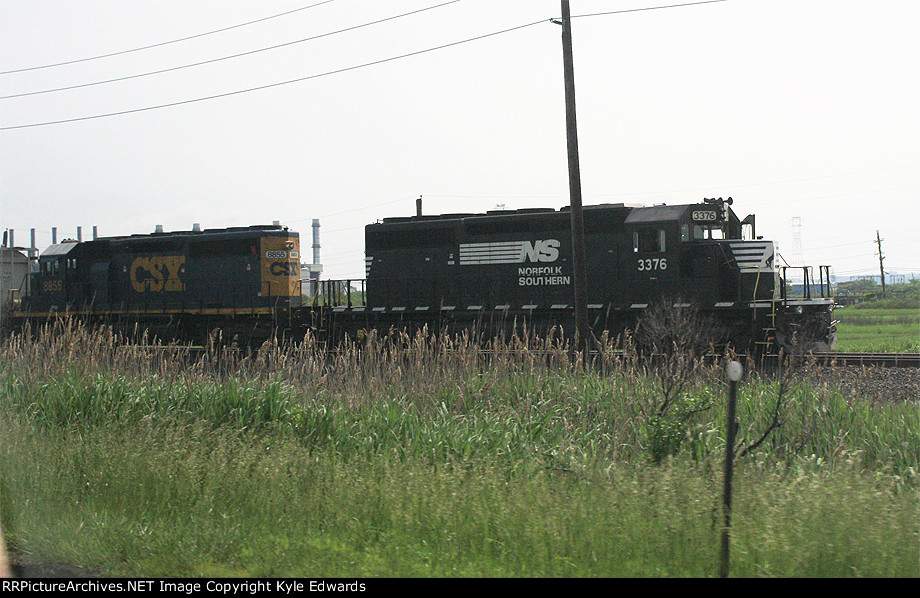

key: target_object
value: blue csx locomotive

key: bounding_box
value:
[8,225,302,343]
[5,198,836,351]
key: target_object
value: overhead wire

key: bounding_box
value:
[571,0,728,19]
[1,0,462,100]
[0,0,734,130]
[0,18,546,131]
[287,196,417,224]
[0,0,336,75]
[415,162,920,202]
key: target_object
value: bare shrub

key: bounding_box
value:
[634,299,723,463]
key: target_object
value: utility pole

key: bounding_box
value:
[555,0,590,356]
[875,230,886,298]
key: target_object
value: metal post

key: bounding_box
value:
[558,0,590,355]
[720,360,743,578]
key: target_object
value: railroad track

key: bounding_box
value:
[801,352,920,368]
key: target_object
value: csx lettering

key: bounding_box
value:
[521,239,560,263]
[270,261,298,276]
[131,256,186,292]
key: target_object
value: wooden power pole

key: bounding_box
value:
[557,0,590,355]
[876,230,886,298]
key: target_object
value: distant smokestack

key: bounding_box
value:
[192,223,201,232]
[77,226,82,242]
[7,229,12,248]
[92,226,98,240]
[416,195,422,217]
[155,224,164,233]
[312,219,320,265]
[52,227,57,244]
[31,229,36,258]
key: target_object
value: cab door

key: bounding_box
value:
[628,225,675,304]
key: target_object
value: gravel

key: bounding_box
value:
[812,366,920,404]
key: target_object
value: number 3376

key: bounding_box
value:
[637,258,667,271]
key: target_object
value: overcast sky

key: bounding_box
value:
[1,0,918,281]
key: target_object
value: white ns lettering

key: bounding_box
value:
[522,239,560,263]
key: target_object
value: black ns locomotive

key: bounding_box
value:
[360,198,836,351]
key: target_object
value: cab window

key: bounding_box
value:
[41,260,61,276]
[633,229,666,253]
[693,224,725,240]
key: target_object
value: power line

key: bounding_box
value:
[807,240,874,251]
[287,196,416,224]
[1,18,547,131]
[584,165,920,199]
[421,162,920,204]
[571,0,729,19]
[0,1,336,75]
[0,0,735,130]
[1,1,462,100]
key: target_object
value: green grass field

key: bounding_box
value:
[1,325,917,577]
[834,306,920,352]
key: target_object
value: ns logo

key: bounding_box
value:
[521,239,560,263]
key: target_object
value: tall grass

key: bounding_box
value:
[1,322,917,576]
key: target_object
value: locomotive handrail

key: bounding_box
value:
[304,279,367,308]
[6,288,21,308]
[818,265,832,299]
[751,267,762,312]
[778,265,833,302]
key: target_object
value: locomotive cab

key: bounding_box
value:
[676,198,775,302]
[27,241,80,313]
